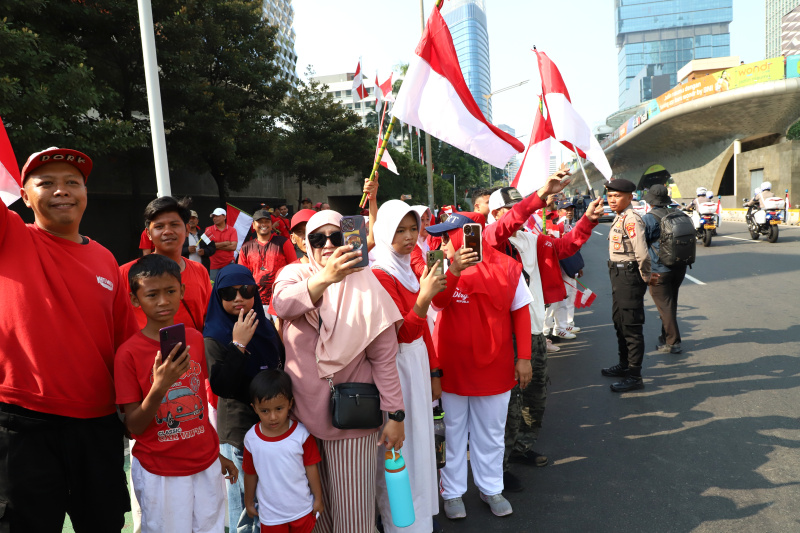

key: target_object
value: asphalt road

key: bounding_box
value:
[439,220,800,533]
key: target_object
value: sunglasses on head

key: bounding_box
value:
[307,231,344,249]
[218,285,258,301]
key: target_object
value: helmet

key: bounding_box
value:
[760,181,771,191]
[696,187,707,196]
[706,191,714,199]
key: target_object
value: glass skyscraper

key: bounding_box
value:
[442,0,492,122]
[616,0,733,109]
[263,0,299,87]
[766,0,800,58]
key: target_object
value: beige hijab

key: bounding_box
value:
[281,210,401,378]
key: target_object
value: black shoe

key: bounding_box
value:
[503,471,524,492]
[610,376,645,392]
[601,363,630,377]
[656,343,682,354]
[509,450,549,467]
[432,517,445,533]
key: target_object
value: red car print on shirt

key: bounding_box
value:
[155,386,204,429]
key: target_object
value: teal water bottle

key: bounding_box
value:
[384,448,415,527]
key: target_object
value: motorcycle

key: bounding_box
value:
[743,197,784,243]
[682,202,717,247]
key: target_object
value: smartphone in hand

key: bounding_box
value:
[426,250,445,276]
[159,323,186,360]
[340,216,369,268]
[462,223,482,263]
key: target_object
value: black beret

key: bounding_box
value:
[605,179,636,193]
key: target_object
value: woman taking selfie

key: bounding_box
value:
[272,210,404,533]
[425,211,533,520]
[371,200,447,533]
[204,264,284,533]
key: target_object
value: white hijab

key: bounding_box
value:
[373,200,421,292]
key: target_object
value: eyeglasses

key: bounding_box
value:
[218,285,259,301]
[307,231,344,249]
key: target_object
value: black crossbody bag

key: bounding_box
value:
[316,315,383,430]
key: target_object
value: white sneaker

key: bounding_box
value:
[564,325,581,333]
[554,330,576,339]
[479,492,513,517]
[546,339,560,353]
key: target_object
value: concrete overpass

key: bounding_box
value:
[580,77,800,206]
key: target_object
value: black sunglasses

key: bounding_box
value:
[218,285,259,301]
[308,231,344,249]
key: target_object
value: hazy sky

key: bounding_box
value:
[294,0,766,161]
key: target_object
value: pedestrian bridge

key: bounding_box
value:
[580,77,800,206]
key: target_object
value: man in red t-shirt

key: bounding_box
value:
[139,227,155,255]
[271,202,291,238]
[119,197,212,331]
[238,209,297,317]
[205,207,238,282]
[0,147,138,531]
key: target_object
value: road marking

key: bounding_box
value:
[594,231,604,235]
[720,235,754,242]
[685,274,706,285]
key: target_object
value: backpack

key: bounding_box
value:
[650,209,696,267]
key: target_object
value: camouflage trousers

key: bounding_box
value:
[503,333,549,471]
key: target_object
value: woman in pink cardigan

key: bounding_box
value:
[271,210,405,533]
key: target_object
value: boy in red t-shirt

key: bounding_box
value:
[243,369,323,533]
[115,254,238,532]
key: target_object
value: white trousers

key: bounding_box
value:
[131,457,226,533]
[438,390,511,500]
[545,271,577,330]
[376,338,437,533]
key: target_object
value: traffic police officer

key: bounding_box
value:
[601,178,651,392]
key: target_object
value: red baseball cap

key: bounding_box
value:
[290,209,316,231]
[20,147,93,185]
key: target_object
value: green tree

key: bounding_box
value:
[788,119,800,141]
[274,69,373,207]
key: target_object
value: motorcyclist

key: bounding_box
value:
[706,190,720,233]
[689,187,708,211]
[746,182,777,209]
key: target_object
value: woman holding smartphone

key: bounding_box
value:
[204,264,284,533]
[425,211,533,520]
[271,210,404,533]
[371,200,448,533]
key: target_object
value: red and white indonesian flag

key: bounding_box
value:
[511,106,551,197]
[392,5,524,168]
[785,191,791,211]
[377,141,398,174]
[226,204,253,256]
[0,117,21,206]
[353,59,368,101]
[574,286,597,309]
[537,50,612,180]
[716,198,722,215]
[375,72,394,106]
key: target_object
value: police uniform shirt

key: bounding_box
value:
[608,205,651,282]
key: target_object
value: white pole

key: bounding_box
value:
[137,0,171,198]
[572,149,594,198]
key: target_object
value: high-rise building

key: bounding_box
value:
[766,0,800,58]
[441,0,493,122]
[312,73,377,123]
[615,0,733,110]
[497,124,518,178]
[263,0,299,87]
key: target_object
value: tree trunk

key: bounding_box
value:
[212,170,228,206]
[297,176,304,210]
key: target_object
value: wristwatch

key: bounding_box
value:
[430,369,443,378]
[388,410,406,422]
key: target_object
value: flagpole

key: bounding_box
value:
[137,0,171,198]
[571,148,595,198]
[360,117,397,207]
[421,0,443,210]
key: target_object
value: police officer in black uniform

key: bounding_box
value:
[601,179,651,392]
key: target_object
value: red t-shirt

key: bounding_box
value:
[237,235,297,306]
[120,257,211,331]
[138,228,155,252]
[0,203,138,418]
[115,329,219,476]
[373,269,439,369]
[272,215,291,239]
[204,225,238,269]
